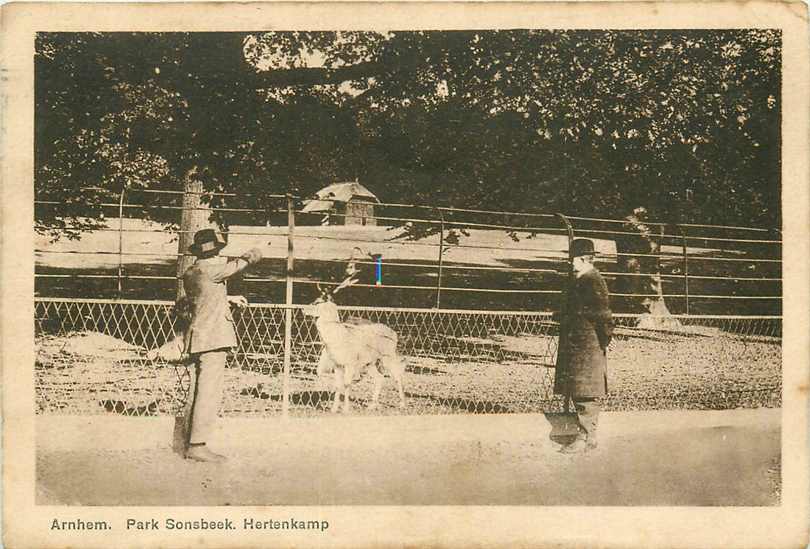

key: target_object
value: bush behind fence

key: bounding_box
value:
[34,299,782,417]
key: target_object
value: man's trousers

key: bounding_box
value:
[186,349,227,445]
[573,398,600,441]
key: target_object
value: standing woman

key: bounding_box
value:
[554,238,614,453]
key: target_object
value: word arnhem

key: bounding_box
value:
[50,519,111,531]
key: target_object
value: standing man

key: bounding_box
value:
[182,228,263,463]
[554,238,614,453]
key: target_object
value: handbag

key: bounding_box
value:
[544,397,581,445]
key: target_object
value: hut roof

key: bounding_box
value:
[301,182,379,213]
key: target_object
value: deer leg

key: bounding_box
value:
[342,367,352,414]
[331,367,343,413]
[368,366,383,411]
[396,358,406,409]
[317,349,332,378]
[382,355,406,410]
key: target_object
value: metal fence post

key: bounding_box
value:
[553,213,575,414]
[678,225,690,315]
[554,212,575,276]
[282,194,295,417]
[117,187,127,296]
[653,224,666,305]
[435,209,445,309]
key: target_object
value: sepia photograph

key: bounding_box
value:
[3,2,809,548]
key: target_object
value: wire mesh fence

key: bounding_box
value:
[35,298,782,417]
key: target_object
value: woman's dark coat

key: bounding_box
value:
[554,267,614,398]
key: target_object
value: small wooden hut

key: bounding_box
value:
[301,181,379,226]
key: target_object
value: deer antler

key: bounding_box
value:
[318,249,368,300]
[332,274,359,295]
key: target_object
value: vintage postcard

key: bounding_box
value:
[2,1,808,548]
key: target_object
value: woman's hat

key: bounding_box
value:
[189,228,227,256]
[570,238,596,258]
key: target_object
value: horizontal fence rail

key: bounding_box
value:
[35,299,782,418]
[35,189,782,317]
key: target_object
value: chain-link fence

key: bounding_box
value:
[35,298,781,417]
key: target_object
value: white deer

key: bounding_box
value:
[304,275,406,413]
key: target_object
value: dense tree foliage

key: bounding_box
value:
[35,30,781,239]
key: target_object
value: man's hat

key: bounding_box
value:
[189,228,227,256]
[570,238,595,258]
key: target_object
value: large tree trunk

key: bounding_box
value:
[637,270,681,330]
[175,168,216,302]
[615,208,680,329]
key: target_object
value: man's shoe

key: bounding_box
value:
[185,445,227,463]
[559,435,588,454]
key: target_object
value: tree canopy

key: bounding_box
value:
[35,30,781,238]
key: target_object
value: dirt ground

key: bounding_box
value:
[36,324,782,416]
[37,409,780,506]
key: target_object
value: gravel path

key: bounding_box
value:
[36,410,781,506]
